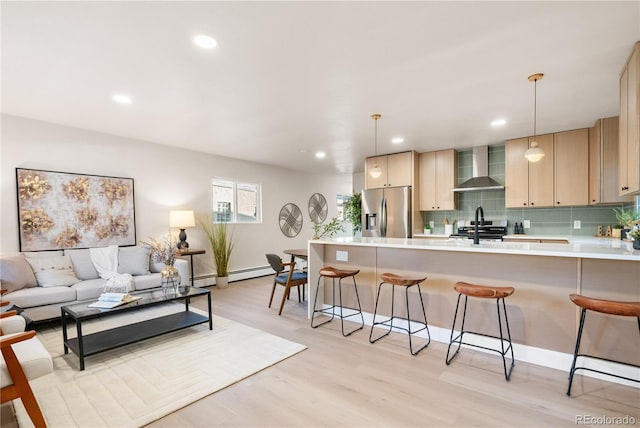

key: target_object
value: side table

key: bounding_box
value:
[175,249,206,287]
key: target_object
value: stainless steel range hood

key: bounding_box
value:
[452,146,505,192]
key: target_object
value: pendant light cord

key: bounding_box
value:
[533,77,537,139]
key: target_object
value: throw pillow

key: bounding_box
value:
[64,248,100,280]
[25,255,80,287]
[118,246,151,276]
[0,254,38,293]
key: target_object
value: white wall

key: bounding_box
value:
[1,114,352,282]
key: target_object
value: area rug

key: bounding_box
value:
[13,305,306,427]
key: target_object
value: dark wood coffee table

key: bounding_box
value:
[61,286,212,370]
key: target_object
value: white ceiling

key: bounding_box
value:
[2,1,639,175]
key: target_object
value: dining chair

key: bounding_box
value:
[265,253,308,315]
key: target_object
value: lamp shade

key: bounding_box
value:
[169,210,195,228]
[524,141,545,163]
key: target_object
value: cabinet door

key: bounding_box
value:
[528,134,554,207]
[435,149,457,210]
[419,152,436,210]
[386,152,413,187]
[588,122,601,205]
[365,156,388,189]
[600,117,630,203]
[627,45,640,194]
[505,138,529,207]
[619,66,629,195]
[555,128,589,206]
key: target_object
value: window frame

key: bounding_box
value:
[212,177,262,224]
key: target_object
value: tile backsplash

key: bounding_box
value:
[422,145,636,237]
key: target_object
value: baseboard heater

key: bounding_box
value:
[193,265,273,287]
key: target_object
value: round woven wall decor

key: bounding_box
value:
[308,193,328,224]
[279,203,303,237]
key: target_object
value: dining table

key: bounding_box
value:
[283,248,308,263]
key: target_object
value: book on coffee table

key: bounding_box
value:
[88,293,141,309]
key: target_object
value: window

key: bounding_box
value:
[212,178,261,223]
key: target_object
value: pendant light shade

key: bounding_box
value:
[525,73,545,163]
[369,114,382,178]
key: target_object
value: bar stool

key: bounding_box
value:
[311,267,364,337]
[369,273,431,355]
[567,293,640,396]
[446,282,515,381]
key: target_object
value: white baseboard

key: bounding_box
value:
[193,266,273,288]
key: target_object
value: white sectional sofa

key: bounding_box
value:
[0,246,188,322]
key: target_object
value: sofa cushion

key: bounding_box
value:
[118,246,151,276]
[0,254,38,293]
[25,255,80,287]
[72,278,107,301]
[64,248,100,280]
[132,273,163,291]
[6,286,76,308]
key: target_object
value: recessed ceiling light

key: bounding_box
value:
[112,94,132,104]
[391,137,404,144]
[491,119,507,127]
[193,35,218,49]
[315,152,326,159]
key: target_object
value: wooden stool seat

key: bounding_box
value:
[319,267,360,279]
[311,266,364,337]
[379,273,426,287]
[454,282,515,299]
[569,294,640,317]
[567,293,640,396]
[446,282,516,381]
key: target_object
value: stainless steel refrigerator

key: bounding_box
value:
[362,186,411,238]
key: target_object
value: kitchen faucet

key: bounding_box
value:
[474,206,485,245]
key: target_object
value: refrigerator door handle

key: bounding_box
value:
[381,196,387,237]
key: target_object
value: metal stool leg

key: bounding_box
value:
[406,283,431,355]
[369,282,393,343]
[337,276,364,337]
[311,275,336,328]
[567,308,587,396]
[497,297,515,381]
[446,294,467,365]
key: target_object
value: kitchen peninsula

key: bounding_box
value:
[308,237,639,377]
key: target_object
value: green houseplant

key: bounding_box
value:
[343,192,362,234]
[613,207,640,240]
[199,216,235,288]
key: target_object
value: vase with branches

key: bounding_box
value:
[198,216,235,288]
[312,217,345,240]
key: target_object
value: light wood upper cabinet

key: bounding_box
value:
[365,152,413,189]
[619,42,640,196]
[419,149,457,211]
[589,117,631,204]
[505,134,554,208]
[554,128,589,206]
[505,138,529,207]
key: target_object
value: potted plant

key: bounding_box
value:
[423,224,432,235]
[199,216,235,288]
[312,217,345,240]
[628,227,640,250]
[343,192,362,235]
[613,207,640,240]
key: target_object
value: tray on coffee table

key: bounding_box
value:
[61,286,212,370]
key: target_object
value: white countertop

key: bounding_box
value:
[310,236,640,261]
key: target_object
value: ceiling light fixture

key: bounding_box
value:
[491,119,506,127]
[369,114,383,178]
[193,34,218,49]
[525,73,545,163]
[392,137,404,144]
[112,94,132,104]
[315,151,326,159]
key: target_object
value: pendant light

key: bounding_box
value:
[369,114,383,178]
[524,73,545,163]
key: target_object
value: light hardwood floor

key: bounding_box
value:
[3,276,639,427]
